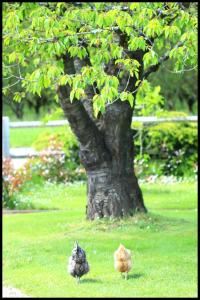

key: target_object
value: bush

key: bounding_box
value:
[134,112,197,178]
[32,125,78,156]
[2,158,32,208]
[32,134,86,183]
[33,125,80,166]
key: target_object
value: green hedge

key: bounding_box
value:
[134,112,197,177]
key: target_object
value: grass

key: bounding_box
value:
[3,181,197,297]
[10,127,64,148]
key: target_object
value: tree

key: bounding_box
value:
[3,2,197,219]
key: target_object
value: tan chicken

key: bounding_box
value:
[114,244,132,279]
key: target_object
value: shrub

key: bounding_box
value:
[133,111,197,178]
[32,125,79,158]
[32,135,86,183]
[32,125,81,172]
[2,158,32,208]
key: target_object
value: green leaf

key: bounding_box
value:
[13,92,24,102]
[58,75,72,86]
[43,75,51,88]
[70,90,75,102]
[127,93,134,107]
[130,3,139,10]
[144,19,163,37]
[128,37,146,51]
[135,80,141,87]
[120,91,128,101]
[8,52,16,63]
[3,87,8,96]
[75,88,85,100]
[143,51,158,69]
[93,94,105,117]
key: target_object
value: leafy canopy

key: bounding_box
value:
[3,2,197,117]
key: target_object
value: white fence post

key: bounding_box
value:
[3,117,10,157]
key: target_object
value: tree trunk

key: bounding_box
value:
[79,100,147,219]
[58,53,147,220]
[86,168,146,219]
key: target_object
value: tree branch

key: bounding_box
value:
[142,41,183,79]
[73,56,96,121]
[142,54,169,79]
[58,53,111,169]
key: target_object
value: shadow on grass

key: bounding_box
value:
[80,278,102,284]
[127,273,144,280]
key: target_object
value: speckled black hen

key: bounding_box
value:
[68,242,90,283]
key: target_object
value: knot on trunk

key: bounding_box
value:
[79,147,110,170]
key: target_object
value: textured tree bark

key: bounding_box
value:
[84,100,147,219]
[58,53,147,220]
[86,168,146,219]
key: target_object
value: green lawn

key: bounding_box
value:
[10,127,64,148]
[3,181,197,297]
